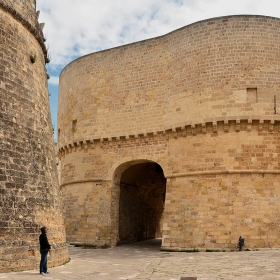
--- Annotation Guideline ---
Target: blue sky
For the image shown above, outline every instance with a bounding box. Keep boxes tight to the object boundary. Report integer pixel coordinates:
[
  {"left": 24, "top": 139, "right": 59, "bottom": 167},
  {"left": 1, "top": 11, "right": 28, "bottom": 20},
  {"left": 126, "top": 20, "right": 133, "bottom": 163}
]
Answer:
[{"left": 36, "top": 0, "right": 280, "bottom": 141}]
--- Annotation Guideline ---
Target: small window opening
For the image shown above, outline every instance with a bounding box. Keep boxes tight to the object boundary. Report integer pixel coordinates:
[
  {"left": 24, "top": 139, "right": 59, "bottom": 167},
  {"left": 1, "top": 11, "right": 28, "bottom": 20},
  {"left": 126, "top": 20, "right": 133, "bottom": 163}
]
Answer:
[
  {"left": 72, "top": 120, "right": 77, "bottom": 133},
  {"left": 247, "top": 88, "right": 257, "bottom": 103}
]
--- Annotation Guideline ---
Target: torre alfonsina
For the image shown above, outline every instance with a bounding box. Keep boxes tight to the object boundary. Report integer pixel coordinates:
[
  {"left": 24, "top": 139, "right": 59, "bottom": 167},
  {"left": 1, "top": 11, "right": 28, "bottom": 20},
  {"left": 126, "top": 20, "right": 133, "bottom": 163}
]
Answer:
[
  {"left": 58, "top": 15, "right": 280, "bottom": 251},
  {"left": 0, "top": 0, "right": 69, "bottom": 272}
]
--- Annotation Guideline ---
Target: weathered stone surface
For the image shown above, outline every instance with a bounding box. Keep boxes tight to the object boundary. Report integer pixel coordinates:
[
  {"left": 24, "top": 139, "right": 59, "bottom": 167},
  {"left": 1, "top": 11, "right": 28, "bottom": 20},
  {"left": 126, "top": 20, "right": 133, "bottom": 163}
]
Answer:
[
  {"left": 0, "top": 0, "right": 69, "bottom": 272},
  {"left": 58, "top": 15, "right": 280, "bottom": 250}
]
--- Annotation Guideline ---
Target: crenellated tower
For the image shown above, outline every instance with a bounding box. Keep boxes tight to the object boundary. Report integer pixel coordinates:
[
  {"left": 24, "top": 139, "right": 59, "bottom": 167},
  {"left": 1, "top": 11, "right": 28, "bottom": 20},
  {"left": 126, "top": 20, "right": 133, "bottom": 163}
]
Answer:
[{"left": 0, "top": 0, "right": 69, "bottom": 272}]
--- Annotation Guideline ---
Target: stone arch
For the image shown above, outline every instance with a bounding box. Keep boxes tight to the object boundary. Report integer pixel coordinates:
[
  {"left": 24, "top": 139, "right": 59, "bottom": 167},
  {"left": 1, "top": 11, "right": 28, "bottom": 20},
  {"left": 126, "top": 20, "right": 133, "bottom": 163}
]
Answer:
[
  {"left": 109, "top": 157, "right": 168, "bottom": 182},
  {"left": 112, "top": 159, "right": 167, "bottom": 244}
]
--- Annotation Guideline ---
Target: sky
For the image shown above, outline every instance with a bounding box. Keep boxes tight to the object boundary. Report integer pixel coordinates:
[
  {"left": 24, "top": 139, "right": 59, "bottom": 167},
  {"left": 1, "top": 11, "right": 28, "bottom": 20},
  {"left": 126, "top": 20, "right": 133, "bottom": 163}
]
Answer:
[{"left": 36, "top": 0, "right": 280, "bottom": 141}]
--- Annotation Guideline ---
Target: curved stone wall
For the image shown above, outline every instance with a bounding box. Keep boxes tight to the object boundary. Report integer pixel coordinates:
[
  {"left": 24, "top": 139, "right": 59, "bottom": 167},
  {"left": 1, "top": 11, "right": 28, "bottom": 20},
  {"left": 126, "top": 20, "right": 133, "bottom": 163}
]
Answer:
[
  {"left": 0, "top": 0, "right": 37, "bottom": 27},
  {"left": 0, "top": 1, "right": 69, "bottom": 272},
  {"left": 59, "top": 15, "right": 280, "bottom": 147},
  {"left": 58, "top": 15, "right": 280, "bottom": 250}
]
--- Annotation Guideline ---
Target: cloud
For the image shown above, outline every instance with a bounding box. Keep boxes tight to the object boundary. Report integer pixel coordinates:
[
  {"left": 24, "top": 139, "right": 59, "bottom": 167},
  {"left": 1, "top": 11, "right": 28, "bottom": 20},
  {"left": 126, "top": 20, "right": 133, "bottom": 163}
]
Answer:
[
  {"left": 36, "top": 0, "right": 280, "bottom": 138},
  {"left": 37, "top": 0, "right": 280, "bottom": 75},
  {"left": 36, "top": 0, "right": 212, "bottom": 70},
  {"left": 48, "top": 76, "right": 59, "bottom": 86},
  {"left": 36, "top": 0, "right": 280, "bottom": 75},
  {"left": 36, "top": 0, "right": 280, "bottom": 81}
]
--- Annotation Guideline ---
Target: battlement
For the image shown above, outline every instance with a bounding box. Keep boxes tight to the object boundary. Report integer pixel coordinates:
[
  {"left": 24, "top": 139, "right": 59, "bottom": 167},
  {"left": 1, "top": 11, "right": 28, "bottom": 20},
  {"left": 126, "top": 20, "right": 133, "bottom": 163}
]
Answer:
[{"left": 58, "top": 116, "right": 280, "bottom": 156}]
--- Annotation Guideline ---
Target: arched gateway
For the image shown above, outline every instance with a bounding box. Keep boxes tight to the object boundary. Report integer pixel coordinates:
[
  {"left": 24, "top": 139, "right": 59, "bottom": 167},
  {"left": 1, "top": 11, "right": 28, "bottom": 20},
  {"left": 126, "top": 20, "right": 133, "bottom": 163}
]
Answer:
[
  {"left": 116, "top": 160, "right": 166, "bottom": 243},
  {"left": 59, "top": 15, "right": 280, "bottom": 250}
]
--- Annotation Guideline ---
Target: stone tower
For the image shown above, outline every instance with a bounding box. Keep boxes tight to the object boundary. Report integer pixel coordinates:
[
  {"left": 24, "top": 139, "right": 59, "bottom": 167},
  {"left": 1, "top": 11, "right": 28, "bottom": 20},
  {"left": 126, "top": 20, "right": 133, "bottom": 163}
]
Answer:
[
  {"left": 58, "top": 15, "right": 280, "bottom": 251},
  {"left": 0, "top": 0, "right": 69, "bottom": 272}
]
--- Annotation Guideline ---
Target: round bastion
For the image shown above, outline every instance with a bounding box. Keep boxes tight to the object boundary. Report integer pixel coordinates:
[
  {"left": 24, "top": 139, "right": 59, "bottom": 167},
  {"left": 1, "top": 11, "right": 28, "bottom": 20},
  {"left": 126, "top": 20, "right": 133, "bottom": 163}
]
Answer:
[
  {"left": 58, "top": 15, "right": 280, "bottom": 251},
  {"left": 0, "top": 0, "right": 69, "bottom": 272}
]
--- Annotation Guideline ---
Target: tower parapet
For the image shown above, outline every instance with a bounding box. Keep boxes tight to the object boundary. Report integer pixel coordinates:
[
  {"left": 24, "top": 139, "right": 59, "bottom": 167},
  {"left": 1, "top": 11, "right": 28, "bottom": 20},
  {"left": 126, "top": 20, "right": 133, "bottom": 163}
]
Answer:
[{"left": 0, "top": 0, "right": 47, "bottom": 59}]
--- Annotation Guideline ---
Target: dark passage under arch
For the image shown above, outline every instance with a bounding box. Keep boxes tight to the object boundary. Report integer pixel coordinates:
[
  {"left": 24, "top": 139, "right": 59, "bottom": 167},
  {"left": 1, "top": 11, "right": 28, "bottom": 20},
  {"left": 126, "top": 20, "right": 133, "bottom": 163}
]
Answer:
[{"left": 118, "top": 162, "right": 166, "bottom": 244}]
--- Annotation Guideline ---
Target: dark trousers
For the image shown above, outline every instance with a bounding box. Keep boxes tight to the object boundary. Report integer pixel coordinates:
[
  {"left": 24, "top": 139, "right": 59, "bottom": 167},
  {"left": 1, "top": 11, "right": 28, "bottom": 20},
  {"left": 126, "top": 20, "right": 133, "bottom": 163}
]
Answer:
[{"left": 40, "top": 249, "right": 48, "bottom": 273}]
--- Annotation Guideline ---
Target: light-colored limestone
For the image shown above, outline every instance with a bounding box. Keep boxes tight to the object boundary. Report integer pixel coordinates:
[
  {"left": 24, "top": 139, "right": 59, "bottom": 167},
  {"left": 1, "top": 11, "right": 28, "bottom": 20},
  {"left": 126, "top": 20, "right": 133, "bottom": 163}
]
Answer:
[
  {"left": 0, "top": 0, "right": 69, "bottom": 272},
  {"left": 58, "top": 15, "right": 280, "bottom": 250}
]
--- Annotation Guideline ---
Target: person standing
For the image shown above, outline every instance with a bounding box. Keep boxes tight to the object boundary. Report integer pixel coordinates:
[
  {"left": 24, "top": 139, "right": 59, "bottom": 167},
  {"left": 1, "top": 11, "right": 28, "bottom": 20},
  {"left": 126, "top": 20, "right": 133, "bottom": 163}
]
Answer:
[
  {"left": 238, "top": 236, "right": 245, "bottom": 251},
  {"left": 39, "top": 227, "right": 52, "bottom": 275}
]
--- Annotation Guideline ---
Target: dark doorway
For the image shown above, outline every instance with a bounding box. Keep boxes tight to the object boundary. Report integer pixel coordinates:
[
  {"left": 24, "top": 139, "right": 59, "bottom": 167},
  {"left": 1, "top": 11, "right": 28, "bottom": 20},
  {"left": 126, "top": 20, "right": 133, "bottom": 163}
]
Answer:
[{"left": 118, "top": 162, "right": 166, "bottom": 244}]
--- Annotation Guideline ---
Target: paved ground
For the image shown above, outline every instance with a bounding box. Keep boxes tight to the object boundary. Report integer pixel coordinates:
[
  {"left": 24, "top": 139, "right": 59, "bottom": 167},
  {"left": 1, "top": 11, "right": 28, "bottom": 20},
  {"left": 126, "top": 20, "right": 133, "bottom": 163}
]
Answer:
[{"left": 1, "top": 239, "right": 280, "bottom": 280}]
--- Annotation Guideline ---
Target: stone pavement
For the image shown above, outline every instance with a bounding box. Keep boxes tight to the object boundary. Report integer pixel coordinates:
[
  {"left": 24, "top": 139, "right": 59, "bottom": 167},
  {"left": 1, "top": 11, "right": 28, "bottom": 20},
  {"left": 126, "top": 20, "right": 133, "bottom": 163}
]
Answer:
[{"left": 1, "top": 239, "right": 280, "bottom": 280}]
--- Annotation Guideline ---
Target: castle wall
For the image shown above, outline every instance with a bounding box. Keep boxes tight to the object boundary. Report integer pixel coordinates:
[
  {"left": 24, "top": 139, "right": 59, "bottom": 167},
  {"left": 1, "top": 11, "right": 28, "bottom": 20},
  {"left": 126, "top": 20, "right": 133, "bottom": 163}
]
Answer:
[
  {"left": 60, "top": 137, "right": 168, "bottom": 246},
  {"left": 59, "top": 15, "right": 280, "bottom": 147},
  {"left": 1, "top": 0, "right": 36, "bottom": 25},
  {"left": 0, "top": 1, "right": 68, "bottom": 272},
  {"left": 58, "top": 15, "right": 280, "bottom": 250},
  {"left": 163, "top": 122, "right": 280, "bottom": 250}
]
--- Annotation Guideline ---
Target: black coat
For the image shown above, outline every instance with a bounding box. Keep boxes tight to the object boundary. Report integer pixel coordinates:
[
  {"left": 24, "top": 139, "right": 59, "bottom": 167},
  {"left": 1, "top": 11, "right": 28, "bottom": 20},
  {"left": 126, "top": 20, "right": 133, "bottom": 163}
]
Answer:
[{"left": 39, "top": 233, "right": 51, "bottom": 250}]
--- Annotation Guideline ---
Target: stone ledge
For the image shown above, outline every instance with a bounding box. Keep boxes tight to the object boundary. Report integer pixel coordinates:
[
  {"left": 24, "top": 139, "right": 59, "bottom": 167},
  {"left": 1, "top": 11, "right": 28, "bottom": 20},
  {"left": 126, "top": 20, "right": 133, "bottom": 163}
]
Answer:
[
  {"left": 165, "top": 170, "right": 280, "bottom": 178},
  {"left": 60, "top": 178, "right": 109, "bottom": 188},
  {"left": 60, "top": 170, "right": 280, "bottom": 188}
]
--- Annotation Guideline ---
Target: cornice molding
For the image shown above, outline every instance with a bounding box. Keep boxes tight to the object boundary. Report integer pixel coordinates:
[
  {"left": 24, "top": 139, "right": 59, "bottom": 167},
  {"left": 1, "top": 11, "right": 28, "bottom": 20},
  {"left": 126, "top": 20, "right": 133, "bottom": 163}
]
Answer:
[
  {"left": 0, "top": 1, "right": 48, "bottom": 60},
  {"left": 58, "top": 116, "right": 280, "bottom": 157},
  {"left": 165, "top": 170, "right": 280, "bottom": 179},
  {"left": 60, "top": 178, "right": 109, "bottom": 188},
  {"left": 60, "top": 169, "right": 280, "bottom": 188}
]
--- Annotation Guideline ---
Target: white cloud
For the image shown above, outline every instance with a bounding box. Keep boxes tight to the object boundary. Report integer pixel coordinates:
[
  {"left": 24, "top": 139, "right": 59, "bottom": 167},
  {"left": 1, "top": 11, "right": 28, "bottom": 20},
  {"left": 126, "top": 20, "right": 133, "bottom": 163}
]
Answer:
[
  {"left": 37, "top": 0, "right": 280, "bottom": 73},
  {"left": 35, "top": 0, "right": 280, "bottom": 136},
  {"left": 48, "top": 76, "right": 59, "bottom": 86}
]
